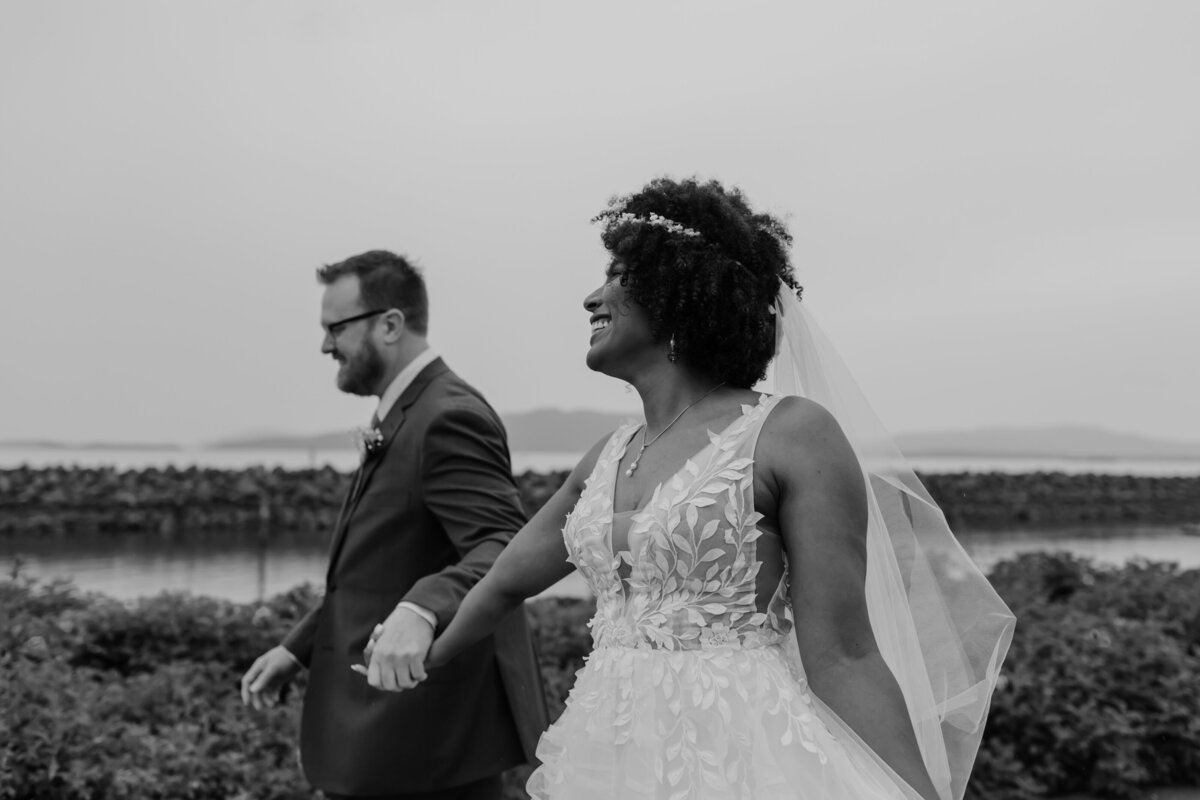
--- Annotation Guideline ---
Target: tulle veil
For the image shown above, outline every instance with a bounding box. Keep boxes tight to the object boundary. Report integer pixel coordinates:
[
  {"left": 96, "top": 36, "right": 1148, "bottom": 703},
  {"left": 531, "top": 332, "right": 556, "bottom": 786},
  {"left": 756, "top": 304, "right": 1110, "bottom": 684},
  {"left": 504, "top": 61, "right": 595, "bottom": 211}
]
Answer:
[{"left": 764, "top": 287, "right": 1016, "bottom": 800}]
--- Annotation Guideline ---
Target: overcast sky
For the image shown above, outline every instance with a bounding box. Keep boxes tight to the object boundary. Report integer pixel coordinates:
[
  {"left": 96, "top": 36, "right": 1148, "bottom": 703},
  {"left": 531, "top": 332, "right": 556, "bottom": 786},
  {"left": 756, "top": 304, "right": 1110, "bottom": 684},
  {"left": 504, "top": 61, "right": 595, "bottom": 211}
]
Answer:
[{"left": 2, "top": 1, "right": 1197, "bottom": 445}]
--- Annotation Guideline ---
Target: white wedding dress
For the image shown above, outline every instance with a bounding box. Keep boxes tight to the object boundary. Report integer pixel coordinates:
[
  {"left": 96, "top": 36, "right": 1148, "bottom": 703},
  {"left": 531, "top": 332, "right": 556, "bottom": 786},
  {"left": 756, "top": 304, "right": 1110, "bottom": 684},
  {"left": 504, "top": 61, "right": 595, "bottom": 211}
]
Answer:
[{"left": 527, "top": 395, "right": 919, "bottom": 800}]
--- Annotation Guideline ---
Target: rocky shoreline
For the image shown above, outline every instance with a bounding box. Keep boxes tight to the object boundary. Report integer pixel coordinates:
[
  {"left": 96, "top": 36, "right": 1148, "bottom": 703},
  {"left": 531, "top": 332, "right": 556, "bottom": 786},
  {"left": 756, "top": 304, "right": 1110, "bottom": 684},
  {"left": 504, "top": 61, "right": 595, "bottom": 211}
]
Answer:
[{"left": 0, "top": 465, "right": 1197, "bottom": 537}]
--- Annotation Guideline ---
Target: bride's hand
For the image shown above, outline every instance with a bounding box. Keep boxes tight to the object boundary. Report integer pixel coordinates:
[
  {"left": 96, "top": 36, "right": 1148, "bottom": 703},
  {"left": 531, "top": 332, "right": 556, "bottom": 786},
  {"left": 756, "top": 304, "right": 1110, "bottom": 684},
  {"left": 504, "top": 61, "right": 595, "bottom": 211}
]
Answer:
[
  {"left": 350, "top": 624, "right": 382, "bottom": 677},
  {"left": 361, "top": 623, "right": 383, "bottom": 662}
]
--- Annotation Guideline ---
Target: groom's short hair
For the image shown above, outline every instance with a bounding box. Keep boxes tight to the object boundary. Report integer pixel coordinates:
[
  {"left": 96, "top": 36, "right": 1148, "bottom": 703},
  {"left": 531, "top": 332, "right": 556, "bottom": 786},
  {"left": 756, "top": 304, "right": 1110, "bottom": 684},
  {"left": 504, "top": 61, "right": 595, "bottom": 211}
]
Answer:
[{"left": 317, "top": 250, "right": 429, "bottom": 335}]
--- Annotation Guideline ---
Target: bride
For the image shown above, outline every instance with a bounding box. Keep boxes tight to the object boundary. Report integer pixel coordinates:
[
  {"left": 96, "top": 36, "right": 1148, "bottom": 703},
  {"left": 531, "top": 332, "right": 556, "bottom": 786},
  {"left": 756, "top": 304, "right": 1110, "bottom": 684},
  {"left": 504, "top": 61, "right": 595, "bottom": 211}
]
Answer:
[{"left": 367, "top": 177, "right": 1014, "bottom": 800}]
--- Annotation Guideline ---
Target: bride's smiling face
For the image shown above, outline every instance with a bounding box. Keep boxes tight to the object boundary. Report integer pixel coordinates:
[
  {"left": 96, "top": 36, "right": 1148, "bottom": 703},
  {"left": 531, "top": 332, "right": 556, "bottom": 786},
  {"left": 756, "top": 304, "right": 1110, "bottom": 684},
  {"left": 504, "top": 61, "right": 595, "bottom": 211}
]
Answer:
[{"left": 582, "top": 260, "right": 657, "bottom": 377}]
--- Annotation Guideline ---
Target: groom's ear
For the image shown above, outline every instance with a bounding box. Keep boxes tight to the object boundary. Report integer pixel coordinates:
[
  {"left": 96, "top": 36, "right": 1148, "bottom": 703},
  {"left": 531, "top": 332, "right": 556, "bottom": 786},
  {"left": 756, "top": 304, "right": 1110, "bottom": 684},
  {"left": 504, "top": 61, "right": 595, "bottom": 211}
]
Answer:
[{"left": 380, "top": 309, "right": 408, "bottom": 342}]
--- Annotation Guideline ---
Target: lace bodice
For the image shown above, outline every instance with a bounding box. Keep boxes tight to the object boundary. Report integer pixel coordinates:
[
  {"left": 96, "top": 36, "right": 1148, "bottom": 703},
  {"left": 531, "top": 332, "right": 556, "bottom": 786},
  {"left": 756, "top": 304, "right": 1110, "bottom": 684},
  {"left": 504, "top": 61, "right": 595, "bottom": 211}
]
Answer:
[{"left": 563, "top": 394, "right": 793, "bottom": 652}]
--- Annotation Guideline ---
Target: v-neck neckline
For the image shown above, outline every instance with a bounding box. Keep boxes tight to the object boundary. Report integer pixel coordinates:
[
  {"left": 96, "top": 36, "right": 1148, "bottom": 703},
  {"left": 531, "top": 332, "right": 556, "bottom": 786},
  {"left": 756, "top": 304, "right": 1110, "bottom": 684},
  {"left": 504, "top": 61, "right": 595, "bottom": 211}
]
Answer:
[{"left": 608, "top": 393, "right": 769, "bottom": 521}]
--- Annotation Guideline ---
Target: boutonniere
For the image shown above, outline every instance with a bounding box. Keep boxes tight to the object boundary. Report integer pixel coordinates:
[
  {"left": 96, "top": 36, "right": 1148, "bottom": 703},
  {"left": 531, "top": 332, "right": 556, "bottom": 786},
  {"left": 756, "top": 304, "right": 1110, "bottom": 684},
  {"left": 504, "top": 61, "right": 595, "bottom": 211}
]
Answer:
[{"left": 353, "top": 426, "right": 386, "bottom": 463}]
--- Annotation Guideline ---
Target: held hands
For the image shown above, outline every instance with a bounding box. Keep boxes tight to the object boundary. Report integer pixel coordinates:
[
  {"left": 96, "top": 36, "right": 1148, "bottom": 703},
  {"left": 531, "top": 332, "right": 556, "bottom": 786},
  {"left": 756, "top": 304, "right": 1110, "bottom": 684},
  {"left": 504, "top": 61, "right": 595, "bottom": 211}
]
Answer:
[
  {"left": 240, "top": 646, "right": 301, "bottom": 710},
  {"left": 351, "top": 605, "right": 434, "bottom": 691}
]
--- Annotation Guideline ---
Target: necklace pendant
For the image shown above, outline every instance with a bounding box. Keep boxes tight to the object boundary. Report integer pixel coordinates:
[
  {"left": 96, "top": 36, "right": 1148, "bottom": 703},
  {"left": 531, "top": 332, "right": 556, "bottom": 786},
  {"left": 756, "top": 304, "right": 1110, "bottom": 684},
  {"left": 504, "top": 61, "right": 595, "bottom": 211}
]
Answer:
[{"left": 626, "top": 457, "right": 640, "bottom": 477}]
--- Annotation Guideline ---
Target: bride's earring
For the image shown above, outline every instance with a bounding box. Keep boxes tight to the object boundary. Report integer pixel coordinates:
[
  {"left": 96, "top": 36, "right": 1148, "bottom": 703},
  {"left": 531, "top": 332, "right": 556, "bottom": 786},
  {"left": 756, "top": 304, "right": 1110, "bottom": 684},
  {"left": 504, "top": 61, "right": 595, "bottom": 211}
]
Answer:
[{"left": 667, "top": 335, "right": 678, "bottom": 362}]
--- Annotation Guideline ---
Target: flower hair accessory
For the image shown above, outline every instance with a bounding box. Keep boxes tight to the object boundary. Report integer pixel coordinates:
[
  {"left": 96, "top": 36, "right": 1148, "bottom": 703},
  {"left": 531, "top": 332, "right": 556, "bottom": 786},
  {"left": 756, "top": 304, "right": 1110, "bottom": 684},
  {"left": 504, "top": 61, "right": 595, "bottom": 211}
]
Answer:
[
  {"left": 353, "top": 425, "right": 385, "bottom": 463},
  {"left": 604, "top": 212, "right": 703, "bottom": 239}
]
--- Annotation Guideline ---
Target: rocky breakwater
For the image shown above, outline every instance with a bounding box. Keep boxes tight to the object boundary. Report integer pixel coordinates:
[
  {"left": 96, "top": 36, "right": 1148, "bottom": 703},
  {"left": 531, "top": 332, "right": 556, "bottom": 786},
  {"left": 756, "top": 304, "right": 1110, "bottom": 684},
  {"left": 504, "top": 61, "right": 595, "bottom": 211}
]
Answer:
[
  {"left": 0, "top": 466, "right": 1196, "bottom": 537},
  {"left": 0, "top": 465, "right": 574, "bottom": 537},
  {"left": 922, "top": 471, "right": 1200, "bottom": 527},
  {"left": 0, "top": 465, "right": 347, "bottom": 536}
]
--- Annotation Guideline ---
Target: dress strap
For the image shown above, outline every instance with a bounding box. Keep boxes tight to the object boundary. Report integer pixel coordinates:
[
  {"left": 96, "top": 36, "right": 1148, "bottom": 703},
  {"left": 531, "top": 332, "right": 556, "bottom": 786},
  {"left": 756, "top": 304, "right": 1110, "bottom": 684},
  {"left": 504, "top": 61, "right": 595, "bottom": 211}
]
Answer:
[
  {"left": 580, "top": 421, "right": 641, "bottom": 497},
  {"left": 735, "top": 393, "right": 786, "bottom": 459}
]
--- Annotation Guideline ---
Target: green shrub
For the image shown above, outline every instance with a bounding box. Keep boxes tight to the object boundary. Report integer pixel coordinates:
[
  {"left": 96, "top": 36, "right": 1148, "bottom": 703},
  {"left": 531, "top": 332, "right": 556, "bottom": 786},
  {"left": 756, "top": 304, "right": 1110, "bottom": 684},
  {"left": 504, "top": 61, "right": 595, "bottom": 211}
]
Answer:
[
  {"left": 974, "top": 553, "right": 1200, "bottom": 799},
  {"left": 0, "top": 576, "right": 315, "bottom": 799},
  {"left": 3, "top": 554, "right": 1199, "bottom": 799},
  {"left": 525, "top": 597, "right": 595, "bottom": 719}
]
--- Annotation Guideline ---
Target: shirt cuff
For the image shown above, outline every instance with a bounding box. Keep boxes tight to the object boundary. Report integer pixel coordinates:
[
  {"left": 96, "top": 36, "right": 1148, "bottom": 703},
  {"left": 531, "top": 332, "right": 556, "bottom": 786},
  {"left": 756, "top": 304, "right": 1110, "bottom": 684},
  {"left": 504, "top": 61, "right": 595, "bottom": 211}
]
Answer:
[
  {"left": 396, "top": 601, "right": 438, "bottom": 631},
  {"left": 280, "top": 646, "right": 304, "bottom": 669}
]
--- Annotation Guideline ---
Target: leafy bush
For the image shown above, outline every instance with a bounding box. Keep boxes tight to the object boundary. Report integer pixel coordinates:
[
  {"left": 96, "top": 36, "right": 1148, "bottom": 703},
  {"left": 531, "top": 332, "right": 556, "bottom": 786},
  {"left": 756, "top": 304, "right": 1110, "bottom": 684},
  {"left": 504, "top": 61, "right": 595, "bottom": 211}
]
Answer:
[
  {"left": 974, "top": 554, "right": 1200, "bottom": 799},
  {"left": 525, "top": 597, "right": 595, "bottom": 719},
  {"left": 3, "top": 555, "right": 1199, "bottom": 799},
  {"left": 0, "top": 575, "right": 316, "bottom": 800}
]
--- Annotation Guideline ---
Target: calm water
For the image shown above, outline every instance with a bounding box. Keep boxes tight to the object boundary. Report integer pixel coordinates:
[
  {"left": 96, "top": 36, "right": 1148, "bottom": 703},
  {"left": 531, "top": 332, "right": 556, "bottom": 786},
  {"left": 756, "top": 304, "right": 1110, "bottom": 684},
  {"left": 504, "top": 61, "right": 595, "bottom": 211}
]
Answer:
[{"left": 2, "top": 523, "right": 1197, "bottom": 603}]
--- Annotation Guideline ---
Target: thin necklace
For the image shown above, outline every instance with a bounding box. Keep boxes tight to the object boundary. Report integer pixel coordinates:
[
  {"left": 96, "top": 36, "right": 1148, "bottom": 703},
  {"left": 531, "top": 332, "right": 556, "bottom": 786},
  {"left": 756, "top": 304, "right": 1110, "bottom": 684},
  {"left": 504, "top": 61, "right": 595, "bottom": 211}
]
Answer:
[{"left": 626, "top": 382, "right": 726, "bottom": 477}]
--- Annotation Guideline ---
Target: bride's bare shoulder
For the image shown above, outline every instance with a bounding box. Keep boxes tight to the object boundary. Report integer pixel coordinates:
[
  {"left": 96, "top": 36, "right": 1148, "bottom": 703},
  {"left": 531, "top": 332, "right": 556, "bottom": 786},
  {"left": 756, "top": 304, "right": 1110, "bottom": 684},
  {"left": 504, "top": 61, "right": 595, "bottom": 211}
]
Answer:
[
  {"left": 757, "top": 395, "right": 859, "bottom": 478},
  {"left": 761, "top": 394, "right": 839, "bottom": 438}
]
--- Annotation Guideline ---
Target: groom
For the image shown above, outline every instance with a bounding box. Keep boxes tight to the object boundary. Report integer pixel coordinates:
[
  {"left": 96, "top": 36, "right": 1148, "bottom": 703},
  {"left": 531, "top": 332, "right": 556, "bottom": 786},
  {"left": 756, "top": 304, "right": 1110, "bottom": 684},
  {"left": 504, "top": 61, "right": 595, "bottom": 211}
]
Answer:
[{"left": 241, "top": 250, "right": 548, "bottom": 800}]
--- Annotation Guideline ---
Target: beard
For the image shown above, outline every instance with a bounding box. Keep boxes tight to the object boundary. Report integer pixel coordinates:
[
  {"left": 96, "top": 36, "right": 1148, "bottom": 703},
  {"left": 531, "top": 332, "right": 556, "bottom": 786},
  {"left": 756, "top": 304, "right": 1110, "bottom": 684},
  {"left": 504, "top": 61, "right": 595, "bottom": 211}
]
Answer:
[{"left": 336, "top": 339, "right": 386, "bottom": 396}]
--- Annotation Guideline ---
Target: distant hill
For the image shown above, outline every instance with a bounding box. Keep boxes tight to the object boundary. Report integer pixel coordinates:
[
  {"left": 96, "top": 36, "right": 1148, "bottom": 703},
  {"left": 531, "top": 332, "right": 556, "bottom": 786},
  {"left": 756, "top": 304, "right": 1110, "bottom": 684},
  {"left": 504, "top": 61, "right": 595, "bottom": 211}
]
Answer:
[
  {"left": 17, "top": 418, "right": 1198, "bottom": 461},
  {"left": 895, "top": 426, "right": 1200, "bottom": 460},
  {"left": 207, "top": 430, "right": 354, "bottom": 451}
]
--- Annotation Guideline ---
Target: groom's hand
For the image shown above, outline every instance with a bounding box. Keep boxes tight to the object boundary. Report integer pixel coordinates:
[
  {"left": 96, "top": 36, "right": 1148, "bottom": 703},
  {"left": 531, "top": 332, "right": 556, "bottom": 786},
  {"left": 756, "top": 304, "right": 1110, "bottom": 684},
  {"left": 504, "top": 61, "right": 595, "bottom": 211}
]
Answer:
[
  {"left": 364, "top": 606, "right": 434, "bottom": 691},
  {"left": 240, "top": 646, "right": 301, "bottom": 710}
]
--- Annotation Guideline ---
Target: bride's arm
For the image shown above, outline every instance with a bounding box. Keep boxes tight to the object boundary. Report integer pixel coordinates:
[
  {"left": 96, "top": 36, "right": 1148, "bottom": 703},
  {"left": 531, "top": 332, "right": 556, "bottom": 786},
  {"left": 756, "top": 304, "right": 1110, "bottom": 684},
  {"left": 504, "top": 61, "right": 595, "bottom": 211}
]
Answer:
[
  {"left": 423, "top": 436, "right": 606, "bottom": 669},
  {"left": 764, "top": 397, "right": 942, "bottom": 800}
]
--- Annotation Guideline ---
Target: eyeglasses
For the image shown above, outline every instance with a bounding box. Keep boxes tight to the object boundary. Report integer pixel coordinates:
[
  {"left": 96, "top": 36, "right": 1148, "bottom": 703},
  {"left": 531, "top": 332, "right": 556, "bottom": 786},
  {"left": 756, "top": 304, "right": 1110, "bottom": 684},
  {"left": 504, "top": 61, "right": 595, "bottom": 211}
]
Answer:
[{"left": 322, "top": 308, "right": 389, "bottom": 339}]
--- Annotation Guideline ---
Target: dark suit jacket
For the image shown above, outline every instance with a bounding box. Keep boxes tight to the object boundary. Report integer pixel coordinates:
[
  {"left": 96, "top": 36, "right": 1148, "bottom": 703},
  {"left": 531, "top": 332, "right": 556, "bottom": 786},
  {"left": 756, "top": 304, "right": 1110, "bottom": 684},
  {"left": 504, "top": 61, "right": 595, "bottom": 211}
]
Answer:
[{"left": 282, "top": 358, "right": 549, "bottom": 796}]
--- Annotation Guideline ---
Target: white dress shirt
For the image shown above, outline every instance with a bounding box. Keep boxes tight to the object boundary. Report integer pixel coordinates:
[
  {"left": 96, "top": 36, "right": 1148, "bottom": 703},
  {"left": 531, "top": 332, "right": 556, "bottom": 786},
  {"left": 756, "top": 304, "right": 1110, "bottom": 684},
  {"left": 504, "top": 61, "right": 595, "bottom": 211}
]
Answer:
[{"left": 374, "top": 346, "right": 440, "bottom": 424}]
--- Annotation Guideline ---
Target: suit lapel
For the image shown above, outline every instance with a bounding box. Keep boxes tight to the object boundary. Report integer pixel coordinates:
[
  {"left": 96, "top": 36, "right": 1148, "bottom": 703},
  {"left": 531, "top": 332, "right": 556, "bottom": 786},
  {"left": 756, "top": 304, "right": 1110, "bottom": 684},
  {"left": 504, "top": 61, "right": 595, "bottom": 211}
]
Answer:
[
  {"left": 324, "top": 358, "right": 449, "bottom": 580},
  {"left": 323, "top": 467, "right": 362, "bottom": 576}
]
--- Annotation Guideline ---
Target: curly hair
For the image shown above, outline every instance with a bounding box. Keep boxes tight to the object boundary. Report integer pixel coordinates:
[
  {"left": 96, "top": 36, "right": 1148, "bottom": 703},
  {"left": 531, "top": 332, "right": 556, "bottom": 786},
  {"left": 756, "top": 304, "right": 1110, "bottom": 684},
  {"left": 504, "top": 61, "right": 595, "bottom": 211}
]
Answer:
[
  {"left": 592, "top": 177, "right": 800, "bottom": 388},
  {"left": 316, "top": 250, "right": 429, "bottom": 335}
]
